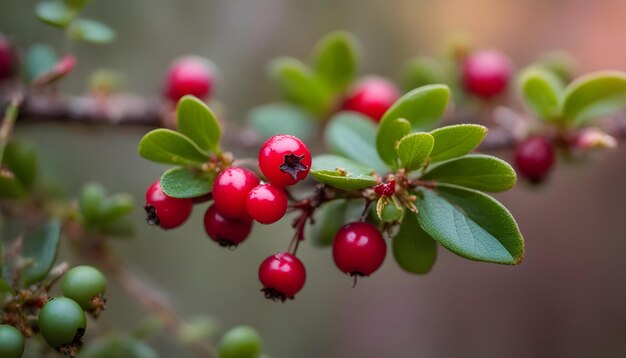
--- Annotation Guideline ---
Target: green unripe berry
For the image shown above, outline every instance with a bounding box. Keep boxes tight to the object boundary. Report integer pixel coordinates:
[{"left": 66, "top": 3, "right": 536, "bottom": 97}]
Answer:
[
  {"left": 0, "top": 325, "right": 25, "bottom": 358},
  {"left": 61, "top": 265, "right": 106, "bottom": 309},
  {"left": 381, "top": 203, "right": 403, "bottom": 223},
  {"left": 218, "top": 326, "right": 262, "bottom": 358},
  {"left": 38, "top": 297, "right": 87, "bottom": 348}
]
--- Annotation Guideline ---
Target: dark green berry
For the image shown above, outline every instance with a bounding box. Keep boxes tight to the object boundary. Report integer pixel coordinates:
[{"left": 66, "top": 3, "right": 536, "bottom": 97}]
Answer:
[
  {"left": 0, "top": 325, "right": 25, "bottom": 358},
  {"left": 218, "top": 326, "right": 262, "bottom": 358},
  {"left": 61, "top": 265, "right": 106, "bottom": 310},
  {"left": 38, "top": 297, "right": 87, "bottom": 348}
]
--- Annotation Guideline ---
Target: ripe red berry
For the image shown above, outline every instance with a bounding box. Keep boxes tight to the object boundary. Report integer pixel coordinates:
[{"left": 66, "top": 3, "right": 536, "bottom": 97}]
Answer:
[
  {"left": 342, "top": 77, "right": 400, "bottom": 122},
  {"left": 333, "top": 222, "right": 387, "bottom": 277},
  {"left": 0, "top": 35, "right": 15, "bottom": 80},
  {"left": 515, "top": 136, "right": 555, "bottom": 183},
  {"left": 213, "top": 167, "right": 260, "bottom": 220},
  {"left": 246, "top": 184, "right": 288, "bottom": 224},
  {"left": 462, "top": 50, "right": 513, "bottom": 98},
  {"left": 144, "top": 180, "right": 193, "bottom": 229},
  {"left": 203, "top": 205, "right": 253, "bottom": 248},
  {"left": 258, "top": 135, "right": 311, "bottom": 187},
  {"left": 259, "top": 252, "right": 306, "bottom": 301},
  {"left": 164, "top": 56, "right": 215, "bottom": 102},
  {"left": 373, "top": 179, "right": 396, "bottom": 197}
]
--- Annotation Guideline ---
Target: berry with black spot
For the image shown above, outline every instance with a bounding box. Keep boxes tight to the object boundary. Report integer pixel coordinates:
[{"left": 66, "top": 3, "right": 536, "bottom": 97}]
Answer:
[
  {"left": 462, "top": 50, "right": 513, "bottom": 98},
  {"left": 164, "top": 56, "right": 215, "bottom": 102},
  {"left": 342, "top": 76, "right": 400, "bottom": 122},
  {"left": 213, "top": 167, "right": 260, "bottom": 220},
  {"left": 333, "top": 222, "right": 387, "bottom": 277},
  {"left": 259, "top": 252, "right": 306, "bottom": 302},
  {"left": 204, "top": 204, "right": 253, "bottom": 248},
  {"left": 246, "top": 183, "right": 288, "bottom": 224},
  {"left": 258, "top": 135, "right": 311, "bottom": 187},
  {"left": 515, "top": 136, "right": 555, "bottom": 183},
  {"left": 38, "top": 297, "right": 87, "bottom": 350},
  {"left": 144, "top": 180, "right": 193, "bottom": 229}
]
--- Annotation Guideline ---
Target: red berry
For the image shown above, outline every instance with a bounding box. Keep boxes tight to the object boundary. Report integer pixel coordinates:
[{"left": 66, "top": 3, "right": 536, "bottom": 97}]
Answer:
[
  {"left": 259, "top": 252, "right": 306, "bottom": 301},
  {"left": 258, "top": 135, "right": 311, "bottom": 187},
  {"left": 164, "top": 56, "right": 215, "bottom": 102},
  {"left": 246, "top": 184, "right": 288, "bottom": 224},
  {"left": 213, "top": 167, "right": 260, "bottom": 220},
  {"left": 0, "top": 35, "right": 15, "bottom": 80},
  {"left": 144, "top": 180, "right": 193, "bottom": 229},
  {"left": 333, "top": 222, "right": 386, "bottom": 277},
  {"left": 515, "top": 136, "right": 555, "bottom": 183},
  {"left": 342, "top": 77, "right": 400, "bottom": 122},
  {"left": 373, "top": 179, "right": 396, "bottom": 196},
  {"left": 203, "top": 205, "right": 253, "bottom": 248},
  {"left": 462, "top": 50, "right": 513, "bottom": 98}
]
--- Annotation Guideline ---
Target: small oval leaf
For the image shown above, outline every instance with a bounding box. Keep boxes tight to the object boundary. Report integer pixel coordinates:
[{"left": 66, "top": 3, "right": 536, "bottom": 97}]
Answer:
[
  {"left": 379, "top": 84, "right": 450, "bottom": 131},
  {"left": 561, "top": 71, "right": 626, "bottom": 124},
  {"left": 429, "top": 124, "right": 487, "bottom": 163},
  {"left": 138, "top": 129, "right": 209, "bottom": 166},
  {"left": 35, "top": 1, "right": 75, "bottom": 28},
  {"left": 310, "top": 154, "right": 377, "bottom": 190},
  {"left": 247, "top": 103, "right": 316, "bottom": 141},
  {"left": 69, "top": 19, "right": 116, "bottom": 44},
  {"left": 518, "top": 66, "right": 564, "bottom": 121},
  {"left": 393, "top": 213, "right": 437, "bottom": 274},
  {"left": 396, "top": 132, "right": 434, "bottom": 171},
  {"left": 21, "top": 219, "right": 62, "bottom": 285},
  {"left": 376, "top": 117, "right": 411, "bottom": 168},
  {"left": 309, "top": 199, "right": 348, "bottom": 247},
  {"left": 422, "top": 154, "right": 517, "bottom": 192},
  {"left": 160, "top": 167, "right": 215, "bottom": 198},
  {"left": 314, "top": 31, "right": 359, "bottom": 93},
  {"left": 177, "top": 95, "right": 221, "bottom": 153}
]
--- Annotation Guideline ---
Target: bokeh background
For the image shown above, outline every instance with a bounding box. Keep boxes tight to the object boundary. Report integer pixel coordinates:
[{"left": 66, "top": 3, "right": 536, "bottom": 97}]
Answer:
[{"left": 2, "top": 0, "right": 626, "bottom": 357}]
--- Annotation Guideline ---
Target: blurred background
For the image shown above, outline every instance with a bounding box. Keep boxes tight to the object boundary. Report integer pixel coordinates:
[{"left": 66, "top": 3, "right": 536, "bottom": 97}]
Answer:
[{"left": 2, "top": 0, "right": 626, "bottom": 357}]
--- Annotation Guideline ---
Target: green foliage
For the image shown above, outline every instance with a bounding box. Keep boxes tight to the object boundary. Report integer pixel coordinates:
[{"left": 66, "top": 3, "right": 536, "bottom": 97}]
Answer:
[
  {"left": 25, "top": 44, "right": 58, "bottom": 81},
  {"left": 177, "top": 95, "right": 221, "bottom": 153},
  {"left": 393, "top": 214, "right": 437, "bottom": 274},
  {"left": 375, "top": 117, "right": 411, "bottom": 168},
  {"left": 314, "top": 31, "right": 359, "bottom": 93},
  {"left": 160, "top": 167, "right": 214, "bottom": 198},
  {"left": 35, "top": 1, "right": 76, "bottom": 28},
  {"left": 310, "top": 155, "right": 377, "bottom": 190},
  {"left": 402, "top": 56, "right": 448, "bottom": 91},
  {"left": 69, "top": 19, "right": 116, "bottom": 44},
  {"left": 0, "top": 141, "right": 38, "bottom": 199},
  {"left": 80, "top": 335, "right": 157, "bottom": 358},
  {"left": 309, "top": 199, "right": 348, "bottom": 247},
  {"left": 218, "top": 326, "right": 262, "bottom": 358},
  {"left": 138, "top": 129, "right": 210, "bottom": 166},
  {"left": 79, "top": 183, "right": 135, "bottom": 237},
  {"left": 422, "top": 154, "right": 516, "bottom": 192},
  {"left": 518, "top": 66, "right": 564, "bottom": 121},
  {"left": 396, "top": 132, "right": 434, "bottom": 171},
  {"left": 561, "top": 71, "right": 626, "bottom": 124},
  {"left": 63, "top": 0, "right": 90, "bottom": 10},
  {"left": 429, "top": 124, "right": 487, "bottom": 163},
  {"left": 248, "top": 104, "right": 316, "bottom": 141},
  {"left": 21, "top": 220, "right": 62, "bottom": 285}
]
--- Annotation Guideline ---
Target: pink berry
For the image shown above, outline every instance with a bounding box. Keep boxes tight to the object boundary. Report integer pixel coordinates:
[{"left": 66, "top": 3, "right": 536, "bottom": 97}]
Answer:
[
  {"left": 164, "top": 56, "right": 215, "bottom": 102},
  {"left": 342, "top": 77, "right": 400, "bottom": 122},
  {"left": 462, "top": 50, "right": 513, "bottom": 98}
]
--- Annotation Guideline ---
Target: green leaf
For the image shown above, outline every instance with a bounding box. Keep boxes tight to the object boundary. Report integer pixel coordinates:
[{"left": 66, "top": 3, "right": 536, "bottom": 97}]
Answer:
[
  {"left": 0, "top": 279, "right": 11, "bottom": 294},
  {"left": 396, "top": 133, "right": 434, "bottom": 171},
  {"left": 415, "top": 185, "right": 524, "bottom": 265},
  {"left": 518, "top": 66, "right": 564, "bottom": 120},
  {"left": 309, "top": 199, "right": 348, "bottom": 247},
  {"left": 160, "top": 167, "right": 214, "bottom": 198},
  {"left": 99, "top": 219, "right": 134, "bottom": 238},
  {"left": 561, "top": 71, "right": 626, "bottom": 124},
  {"left": 402, "top": 56, "right": 448, "bottom": 91},
  {"left": 314, "top": 31, "right": 358, "bottom": 93},
  {"left": 379, "top": 84, "right": 450, "bottom": 131},
  {"left": 247, "top": 104, "right": 316, "bottom": 141},
  {"left": 269, "top": 57, "right": 332, "bottom": 116},
  {"left": 422, "top": 154, "right": 516, "bottom": 192},
  {"left": 25, "top": 44, "right": 57, "bottom": 81},
  {"left": 80, "top": 335, "right": 158, "bottom": 358},
  {"left": 325, "top": 112, "right": 388, "bottom": 174},
  {"left": 393, "top": 213, "right": 437, "bottom": 274},
  {"left": 0, "top": 176, "right": 26, "bottom": 199},
  {"left": 21, "top": 219, "right": 62, "bottom": 285},
  {"left": 429, "top": 124, "right": 487, "bottom": 163},
  {"left": 79, "top": 183, "right": 106, "bottom": 224},
  {"left": 2, "top": 141, "right": 38, "bottom": 191},
  {"left": 97, "top": 193, "right": 134, "bottom": 226},
  {"left": 310, "top": 154, "right": 377, "bottom": 190},
  {"left": 63, "top": 0, "right": 90, "bottom": 10},
  {"left": 375, "top": 117, "right": 411, "bottom": 168},
  {"left": 35, "top": 1, "right": 75, "bottom": 28},
  {"left": 69, "top": 19, "right": 115, "bottom": 44},
  {"left": 535, "top": 50, "right": 577, "bottom": 82},
  {"left": 138, "top": 129, "right": 209, "bottom": 166},
  {"left": 176, "top": 95, "right": 221, "bottom": 153}
]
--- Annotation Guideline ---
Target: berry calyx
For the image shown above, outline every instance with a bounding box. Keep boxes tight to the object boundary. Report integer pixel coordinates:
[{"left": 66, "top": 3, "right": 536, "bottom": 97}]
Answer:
[
  {"left": 218, "top": 326, "right": 263, "bottom": 358},
  {"left": 38, "top": 297, "right": 87, "bottom": 349},
  {"left": 342, "top": 76, "right": 400, "bottom": 122},
  {"left": 0, "top": 325, "right": 24, "bottom": 358},
  {"left": 333, "top": 222, "right": 387, "bottom": 277},
  {"left": 259, "top": 252, "right": 306, "bottom": 301},
  {"left": 373, "top": 179, "right": 396, "bottom": 196},
  {"left": 462, "top": 50, "right": 513, "bottom": 98},
  {"left": 164, "top": 56, "right": 215, "bottom": 102},
  {"left": 515, "top": 136, "right": 555, "bottom": 183},
  {"left": 213, "top": 167, "right": 260, "bottom": 220},
  {"left": 258, "top": 135, "right": 311, "bottom": 187},
  {"left": 0, "top": 35, "right": 15, "bottom": 80},
  {"left": 203, "top": 204, "right": 253, "bottom": 248},
  {"left": 246, "top": 184, "right": 288, "bottom": 224},
  {"left": 144, "top": 180, "right": 193, "bottom": 229},
  {"left": 61, "top": 265, "right": 107, "bottom": 312}
]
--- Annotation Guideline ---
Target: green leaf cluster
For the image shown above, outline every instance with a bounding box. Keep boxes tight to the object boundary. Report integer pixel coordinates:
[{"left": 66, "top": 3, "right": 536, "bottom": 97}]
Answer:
[
  {"left": 79, "top": 183, "right": 135, "bottom": 238},
  {"left": 138, "top": 95, "right": 221, "bottom": 198},
  {"left": 35, "top": 0, "right": 115, "bottom": 44}
]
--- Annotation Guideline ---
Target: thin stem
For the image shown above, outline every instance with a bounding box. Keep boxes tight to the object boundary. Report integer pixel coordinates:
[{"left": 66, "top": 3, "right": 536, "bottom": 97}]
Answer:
[{"left": 0, "top": 94, "right": 23, "bottom": 163}]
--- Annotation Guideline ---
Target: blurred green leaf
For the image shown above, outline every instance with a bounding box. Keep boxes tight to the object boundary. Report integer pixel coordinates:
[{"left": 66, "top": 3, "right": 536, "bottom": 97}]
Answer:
[
  {"left": 248, "top": 104, "right": 316, "bottom": 141},
  {"left": 35, "top": 1, "right": 75, "bottom": 28},
  {"left": 536, "top": 51, "right": 577, "bottom": 82},
  {"left": 80, "top": 335, "right": 157, "bottom": 358},
  {"left": 3, "top": 141, "right": 38, "bottom": 191},
  {"left": 218, "top": 326, "right": 262, "bottom": 358},
  {"left": 310, "top": 154, "right": 377, "bottom": 190},
  {"left": 375, "top": 117, "right": 411, "bottom": 168},
  {"left": 97, "top": 193, "right": 134, "bottom": 225},
  {"left": 415, "top": 185, "right": 524, "bottom": 265},
  {"left": 519, "top": 66, "right": 564, "bottom": 121},
  {"left": 396, "top": 132, "right": 434, "bottom": 171},
  {"left": 561, "top": 71, "right": 626, "bottom": 124},
  {"left": 138, "top": 129, "right": 210, "bottom": 166},
  {"left": 314, "top": 31, "right": 358, "bottom": 93},
  {"left": 309, "top": 199, "right": 348, "bottom": 247},
  {"left": 269, "top": 57, "right": 332, "bottom": 116},
  {"left": 325, "top": 112, "right": 388, "bottom": 173},
  {"left": 429, "top": 124, "right": 486, "bottom": 163},
  {"left": 99, "top": 219, "right": 134, "bottom": 238},
  {"left": 422, "top": 154, "right": 516, "bottom": 192},
  {"left": 25, "top": 44, "right": 57, "bottom": 81},
  {"left": 380, "top": 84, "right": 450, "bottom": 131},
  {"left": 79, "top": 183, "right": 106, "bottom": 225},
  {"left": 63, "top": 0, "right": 90, "bottom": 10},
  {"left": 393, "top": 213, "right": 437, "bottom": 274},
  {"left": 69, "top": 19, "right": 115, "bottom": 44},
  {"left": 402, "top": 57, "right": 448, "bottom": 91},
  {"left": 21, "top": 219, "right": 62, "bottom": 285},
  {"left": 179, "top": 316, "right": 218, "bottom": 344},
  {"left": 0, "top": 176, "right": 26, "bottom": 199},
  {"left": 176, "top": 95, "right": 221, "bottom": 153},
  {"left": 0, "top": 278, "right": 11, "bottom": 294},
  {"left": 160, "top": 167, "right": 214, "bottom": 198}
]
